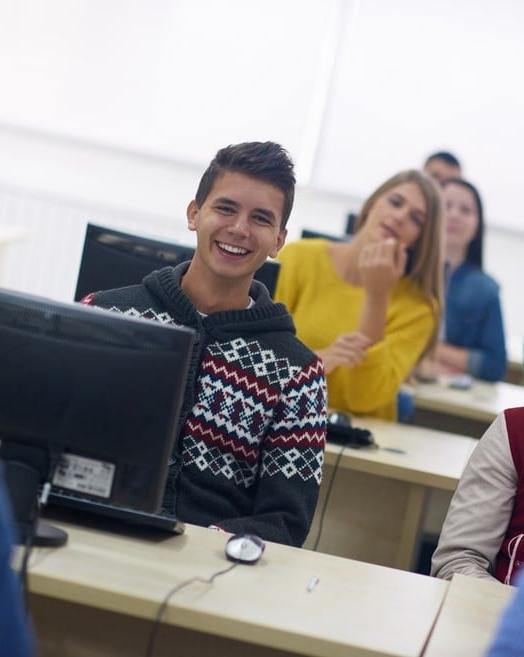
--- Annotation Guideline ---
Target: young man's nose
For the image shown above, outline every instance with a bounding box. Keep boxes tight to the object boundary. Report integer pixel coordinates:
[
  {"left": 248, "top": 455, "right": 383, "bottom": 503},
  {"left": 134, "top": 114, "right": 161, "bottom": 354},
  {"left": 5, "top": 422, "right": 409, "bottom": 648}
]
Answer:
[{"left": 229, "top": 214, "right": 250, "bottom": 236}]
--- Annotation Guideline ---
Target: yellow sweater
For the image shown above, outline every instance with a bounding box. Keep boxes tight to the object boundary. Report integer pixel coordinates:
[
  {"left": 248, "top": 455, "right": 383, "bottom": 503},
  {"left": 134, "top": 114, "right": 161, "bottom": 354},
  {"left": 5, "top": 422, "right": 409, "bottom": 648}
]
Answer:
[{"left": 275, "top": 239, "right": 436, "bottom": 420}]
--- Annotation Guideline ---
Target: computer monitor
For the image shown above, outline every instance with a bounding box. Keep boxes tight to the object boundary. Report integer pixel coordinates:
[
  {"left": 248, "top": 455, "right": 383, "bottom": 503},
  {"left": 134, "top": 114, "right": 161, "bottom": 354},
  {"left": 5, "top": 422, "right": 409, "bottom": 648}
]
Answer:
[
  {"left": 300, "top": 228, "right": 347, "bottom": 242},
  {"left": 345, "top": 212, "right": 359, "bottom": 236},
  {"left": 0, "top": 288, "right": 194, "bottom": 545},
  {"left": 74, "top": 223, "right": 282, "bottom": 301}
]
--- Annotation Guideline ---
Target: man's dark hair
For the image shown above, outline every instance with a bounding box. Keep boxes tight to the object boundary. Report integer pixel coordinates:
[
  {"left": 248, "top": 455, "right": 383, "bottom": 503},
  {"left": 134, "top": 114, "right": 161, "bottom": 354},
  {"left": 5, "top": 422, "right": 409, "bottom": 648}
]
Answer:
[
  {"left": 442, "top": 177, "right": 484, "bottom": 268},
  {"left": 195, "top": 141, "right": 296, "bottom": 228},
  {"left": 424, "top": 151, "right": 461, "bottom": 169}
]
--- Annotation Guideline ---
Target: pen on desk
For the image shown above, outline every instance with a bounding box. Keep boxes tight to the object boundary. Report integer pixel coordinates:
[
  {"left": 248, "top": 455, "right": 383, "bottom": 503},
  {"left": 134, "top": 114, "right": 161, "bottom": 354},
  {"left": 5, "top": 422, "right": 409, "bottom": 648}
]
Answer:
[
  {"left": 306, "top": 576, "right": 320, "bottom": 593},
  {"left": 381, "top": 447, "right": 406, "bottom": 454}
]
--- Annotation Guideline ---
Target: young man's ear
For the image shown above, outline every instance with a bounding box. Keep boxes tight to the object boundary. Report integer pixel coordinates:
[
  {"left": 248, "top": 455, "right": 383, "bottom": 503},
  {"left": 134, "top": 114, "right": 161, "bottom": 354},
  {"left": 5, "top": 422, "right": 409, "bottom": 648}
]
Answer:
[
  {"left": 269, "top": 228, "right": 287, "bottom": 259},
  {"left": 187, "top": 200, "right": 199, "bottom": 232}
]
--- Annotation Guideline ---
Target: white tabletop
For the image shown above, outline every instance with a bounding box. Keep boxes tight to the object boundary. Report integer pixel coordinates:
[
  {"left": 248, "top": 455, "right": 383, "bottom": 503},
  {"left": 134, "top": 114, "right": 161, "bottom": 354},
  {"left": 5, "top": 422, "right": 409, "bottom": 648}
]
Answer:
[
  {"left": 507, "top": 335, "right": 522, "bottom": 369},
  {"left": 424, "top": 574, "right": 514, "bottom": 657},
  {"left": 412, "top": 378, "right": 524, "bottom": 423},
  {"left": 29, "top": 520, "right": 448, "bottom": 657},
  {"left": 325, "top": 416, "right": 477, "bottom": 491},
  {"left": 0, "top": 224, "right": 26, "bottom": 245}
]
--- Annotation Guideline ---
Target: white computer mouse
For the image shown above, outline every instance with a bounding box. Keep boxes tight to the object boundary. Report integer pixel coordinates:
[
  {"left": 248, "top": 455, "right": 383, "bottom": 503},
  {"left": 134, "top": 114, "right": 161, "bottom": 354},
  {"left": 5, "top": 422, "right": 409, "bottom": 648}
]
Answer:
[{"left": 225, "top": 534, "right": 265, "bottom": 564}]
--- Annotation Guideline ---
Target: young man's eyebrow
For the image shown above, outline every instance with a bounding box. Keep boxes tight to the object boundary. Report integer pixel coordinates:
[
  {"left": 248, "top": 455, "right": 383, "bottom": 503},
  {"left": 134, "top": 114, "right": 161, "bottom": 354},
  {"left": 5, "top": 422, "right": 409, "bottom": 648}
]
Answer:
[
  {"left": 213, "top": 196, "right": 239, "bottom": 207},
  {"left": 212, "top": 197, "right": 276, "bottom": 220}
]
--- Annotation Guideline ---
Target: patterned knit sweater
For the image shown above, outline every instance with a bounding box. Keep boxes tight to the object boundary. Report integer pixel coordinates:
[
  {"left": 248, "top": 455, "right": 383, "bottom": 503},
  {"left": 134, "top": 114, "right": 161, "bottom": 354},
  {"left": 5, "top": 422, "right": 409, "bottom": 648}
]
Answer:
[{"left": 82, "top": 263, "right": 327, "bottom": 547}]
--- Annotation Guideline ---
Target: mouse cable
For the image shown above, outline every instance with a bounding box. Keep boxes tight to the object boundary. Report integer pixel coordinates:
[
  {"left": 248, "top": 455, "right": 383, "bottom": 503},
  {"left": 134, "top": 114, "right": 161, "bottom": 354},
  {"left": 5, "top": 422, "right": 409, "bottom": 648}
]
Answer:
[
  {"left": 145, "top": 561, "right": 238, "bottom": 657},
  {"left": 19, "top": 523, "right": 36, "bottom": 611},
  {"left": 312, "top": 443, "right": 346, "bottom": 552}
]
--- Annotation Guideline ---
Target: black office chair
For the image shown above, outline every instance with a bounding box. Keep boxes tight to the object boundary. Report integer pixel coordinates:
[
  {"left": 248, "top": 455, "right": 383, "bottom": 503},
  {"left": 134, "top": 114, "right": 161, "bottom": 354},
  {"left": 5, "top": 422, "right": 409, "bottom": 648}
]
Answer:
[{"left": 74, "top": 223, "right": 281, "bottom": 301}]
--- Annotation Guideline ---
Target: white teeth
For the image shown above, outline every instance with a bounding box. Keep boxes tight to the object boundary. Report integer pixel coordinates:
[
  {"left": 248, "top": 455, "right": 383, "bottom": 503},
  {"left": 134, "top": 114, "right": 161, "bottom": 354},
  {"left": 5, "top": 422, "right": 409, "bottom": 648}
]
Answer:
[{"left": 217, "top": 242, "right": 248, "bottom": 255}]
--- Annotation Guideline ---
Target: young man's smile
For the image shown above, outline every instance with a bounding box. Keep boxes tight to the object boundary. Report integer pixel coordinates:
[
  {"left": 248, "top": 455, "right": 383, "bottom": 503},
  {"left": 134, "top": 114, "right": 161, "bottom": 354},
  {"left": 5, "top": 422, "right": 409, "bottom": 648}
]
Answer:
[{"left": 215, "top": 241, "right": 251, "bottom": 257}]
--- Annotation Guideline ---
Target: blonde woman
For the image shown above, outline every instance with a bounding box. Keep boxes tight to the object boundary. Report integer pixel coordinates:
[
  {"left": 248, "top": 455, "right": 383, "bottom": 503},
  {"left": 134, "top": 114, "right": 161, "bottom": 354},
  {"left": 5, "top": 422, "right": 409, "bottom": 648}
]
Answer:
[{"left": 275, "top": 170, "right": 443, "bottom": 420}]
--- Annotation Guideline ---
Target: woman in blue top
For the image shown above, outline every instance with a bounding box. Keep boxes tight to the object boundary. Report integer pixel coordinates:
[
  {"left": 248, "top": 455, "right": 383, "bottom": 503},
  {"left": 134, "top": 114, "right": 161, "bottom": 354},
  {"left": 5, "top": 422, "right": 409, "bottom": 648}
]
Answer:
[{"left": 431, "top": 178, "right": 506, "bottom": 381}]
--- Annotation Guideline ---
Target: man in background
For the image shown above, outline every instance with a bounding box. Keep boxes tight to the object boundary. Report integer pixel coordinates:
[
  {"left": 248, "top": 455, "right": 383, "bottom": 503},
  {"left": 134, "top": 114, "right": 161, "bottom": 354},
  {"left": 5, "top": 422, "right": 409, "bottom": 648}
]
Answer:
[{"left": 424, "top": 151, "right": 462, "bottom": 185}]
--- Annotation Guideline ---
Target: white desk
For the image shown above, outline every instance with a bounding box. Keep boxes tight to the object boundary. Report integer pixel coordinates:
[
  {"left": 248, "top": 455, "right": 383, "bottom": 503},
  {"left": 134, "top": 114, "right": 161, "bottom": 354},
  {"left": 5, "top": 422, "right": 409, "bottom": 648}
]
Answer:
[
  {"left": 29, "top": 519, "right": 448, "bottom": 657},
  {"left": 424, "top": 574, "right": 514, "bottom": 657},
  {"left": 411, "top": 378, "right": 524, "bottom": 437},
  {"left": 0, "top": 224, "right": 25, "bottom": 246},
  {"left": 304, "top": 418, "right": 477, "bottom": 570},
  {"left": 0, "top": 223, "right": 26, "bottom": 282}
]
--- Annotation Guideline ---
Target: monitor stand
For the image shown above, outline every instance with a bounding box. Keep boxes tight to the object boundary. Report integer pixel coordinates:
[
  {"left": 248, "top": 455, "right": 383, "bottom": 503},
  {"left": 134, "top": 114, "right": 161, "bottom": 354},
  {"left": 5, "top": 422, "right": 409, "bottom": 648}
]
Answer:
[
  {"left": 2, "top": 454, "right": 68, "bottom": 548},
  {"left": 33, "top": 519, "right": 68, "bottom": 548}
]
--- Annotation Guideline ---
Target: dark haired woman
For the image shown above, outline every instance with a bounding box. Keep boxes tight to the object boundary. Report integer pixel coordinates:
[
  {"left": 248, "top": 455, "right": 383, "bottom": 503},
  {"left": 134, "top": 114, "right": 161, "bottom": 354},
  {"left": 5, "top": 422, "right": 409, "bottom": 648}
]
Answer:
[{"left": 432, "top": 179, "right": 506, "bottom": 381}]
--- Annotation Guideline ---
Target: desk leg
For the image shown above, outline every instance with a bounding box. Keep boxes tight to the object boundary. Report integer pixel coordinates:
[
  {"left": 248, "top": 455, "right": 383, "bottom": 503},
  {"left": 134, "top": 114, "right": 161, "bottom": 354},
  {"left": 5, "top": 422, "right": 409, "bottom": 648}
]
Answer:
[{"left": 394, "top": 484, "right": 427, "bottom": 571}]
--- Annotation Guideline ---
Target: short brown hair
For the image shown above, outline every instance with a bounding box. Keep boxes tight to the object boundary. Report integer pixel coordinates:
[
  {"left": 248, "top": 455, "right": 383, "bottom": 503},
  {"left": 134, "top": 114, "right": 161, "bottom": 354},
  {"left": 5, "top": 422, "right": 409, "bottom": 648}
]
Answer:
[{"left": 195, "top": 142, "right": 296, "bottom": 229}]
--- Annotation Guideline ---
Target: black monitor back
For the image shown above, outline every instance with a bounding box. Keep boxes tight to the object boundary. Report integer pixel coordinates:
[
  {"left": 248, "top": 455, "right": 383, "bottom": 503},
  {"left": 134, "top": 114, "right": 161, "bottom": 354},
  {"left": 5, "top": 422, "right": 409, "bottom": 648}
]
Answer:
[
  {"left": 0, "top": 288, "right": 194, "bottom": 514},
  {"left": 75, "top": 224, "right": 281, "bottom": 301},
  {"left": 345, "top": 212, "right": 359, "bottom": 236},
  {"left": 300, "top": 228, "right": 347, "bottom": 242}
]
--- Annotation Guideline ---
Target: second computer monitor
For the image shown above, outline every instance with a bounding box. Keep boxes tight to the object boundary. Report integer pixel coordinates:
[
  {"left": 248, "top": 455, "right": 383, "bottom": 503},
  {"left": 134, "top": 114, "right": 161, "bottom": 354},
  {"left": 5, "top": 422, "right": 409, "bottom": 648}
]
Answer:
[{"left": 75, "top": 224, "right": 281, "bottom": 301}]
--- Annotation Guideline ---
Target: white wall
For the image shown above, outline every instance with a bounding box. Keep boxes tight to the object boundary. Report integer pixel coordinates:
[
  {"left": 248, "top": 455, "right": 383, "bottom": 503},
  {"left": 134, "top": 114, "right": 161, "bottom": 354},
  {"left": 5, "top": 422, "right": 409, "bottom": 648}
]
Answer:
[
  {"left": 0, "top": 126, "right": 521, "bottom": 349},
  {"left": 2, "top": 0, "right": 524, "bottom": 230},
  {"left": 0, "top": 1, "right": 522, "bottom": 346},
  {"left": 313, "top": 0, "right": 524, "bottom": 234}
]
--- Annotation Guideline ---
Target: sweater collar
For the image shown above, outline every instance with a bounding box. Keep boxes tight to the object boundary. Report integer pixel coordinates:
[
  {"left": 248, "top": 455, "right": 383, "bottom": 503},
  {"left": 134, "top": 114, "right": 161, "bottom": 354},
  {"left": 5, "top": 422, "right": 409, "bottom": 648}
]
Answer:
[{"left": 143, "top": 264, "right": 295, "bottom": 337}]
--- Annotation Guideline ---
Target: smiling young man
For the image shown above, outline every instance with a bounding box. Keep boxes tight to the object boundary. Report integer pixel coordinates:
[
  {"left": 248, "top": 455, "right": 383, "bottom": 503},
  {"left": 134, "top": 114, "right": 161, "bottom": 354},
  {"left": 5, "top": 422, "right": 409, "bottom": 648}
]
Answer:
[{"left": 82, "top": 142, "right": 327, "bottom": 546}]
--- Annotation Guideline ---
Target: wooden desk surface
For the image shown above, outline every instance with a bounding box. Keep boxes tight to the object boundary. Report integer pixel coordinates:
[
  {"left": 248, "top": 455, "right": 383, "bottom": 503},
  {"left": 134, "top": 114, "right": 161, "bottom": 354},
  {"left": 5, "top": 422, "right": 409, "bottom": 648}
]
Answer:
[
  {"left": 324, "top": 418, "right": 476, "bottom": 491},
  {"left": 507, "top": 336, "right": 522, "bottom": 371},
  {"left": 29, "top": 520, "right": 448, "bottom": 657},
  {"left": 506, "top": 336, "right": 523, "bottom": 385},
  {"left": 412, "top": 378, "right": 524, "bottom": 423},
  {"left": 424, "top": 574, "right": 514, "bottom": 657}
]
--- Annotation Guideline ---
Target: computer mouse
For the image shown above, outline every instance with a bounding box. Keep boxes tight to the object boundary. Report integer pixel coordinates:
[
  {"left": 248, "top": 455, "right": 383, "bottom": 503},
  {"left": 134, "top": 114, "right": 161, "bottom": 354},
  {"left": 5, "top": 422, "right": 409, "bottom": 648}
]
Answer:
[
  {"left": 327, "top": 410, "right": 375, "bottom": 448},
  {"left": 327, "top": 410, "right": 352, "bottom": 427},
  {"left": 225, "top": 534, "right": 265, "bottom": 564}
]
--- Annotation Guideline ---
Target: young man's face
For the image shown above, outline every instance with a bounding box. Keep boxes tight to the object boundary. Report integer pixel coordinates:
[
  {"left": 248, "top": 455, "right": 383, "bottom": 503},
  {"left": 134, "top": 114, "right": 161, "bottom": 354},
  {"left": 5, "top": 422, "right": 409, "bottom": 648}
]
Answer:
[{"left": 187, "top": 170, "right": 287, "bottom": 285}]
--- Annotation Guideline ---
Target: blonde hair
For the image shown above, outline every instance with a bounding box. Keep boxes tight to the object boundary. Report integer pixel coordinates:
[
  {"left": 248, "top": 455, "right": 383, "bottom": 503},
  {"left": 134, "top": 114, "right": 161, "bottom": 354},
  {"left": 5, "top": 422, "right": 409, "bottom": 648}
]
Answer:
[{"left": 357, "top": 169, "right": 444, "bottom": 347}]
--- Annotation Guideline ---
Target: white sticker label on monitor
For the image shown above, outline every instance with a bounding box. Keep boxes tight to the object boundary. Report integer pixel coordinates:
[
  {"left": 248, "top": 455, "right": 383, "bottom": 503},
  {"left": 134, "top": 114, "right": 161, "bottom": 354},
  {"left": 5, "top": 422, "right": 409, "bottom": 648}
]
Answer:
[{"left": 52, "top": 454, "right": 115, "bottom": 499}]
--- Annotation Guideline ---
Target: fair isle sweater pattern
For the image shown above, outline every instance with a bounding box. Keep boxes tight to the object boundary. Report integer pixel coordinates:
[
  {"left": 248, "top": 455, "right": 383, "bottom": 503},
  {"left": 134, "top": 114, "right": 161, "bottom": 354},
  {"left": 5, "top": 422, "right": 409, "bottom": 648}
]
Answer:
[
  {"left": 192, "top": 339, "right": 325, "bottom": 488},
  {"left": 82, "top": 264, "right": 327, "bottom": 546}
]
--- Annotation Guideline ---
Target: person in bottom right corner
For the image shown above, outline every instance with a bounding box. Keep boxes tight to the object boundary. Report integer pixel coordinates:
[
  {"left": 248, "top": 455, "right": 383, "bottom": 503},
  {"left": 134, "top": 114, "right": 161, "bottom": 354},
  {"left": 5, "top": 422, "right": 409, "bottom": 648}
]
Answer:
[
  {"left": 486, "top": 568, "right": 524, "bottom": 656},
  {"left": 432, "top": 406, "right": 524, "bottom": 585}
]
